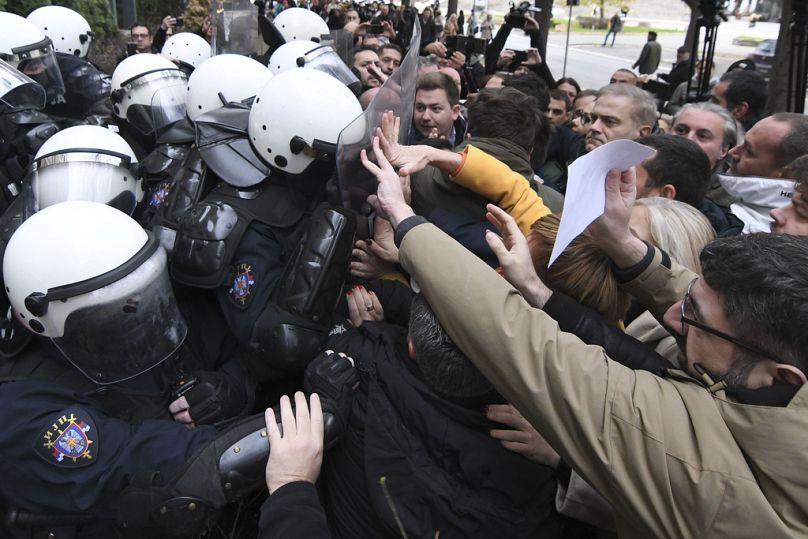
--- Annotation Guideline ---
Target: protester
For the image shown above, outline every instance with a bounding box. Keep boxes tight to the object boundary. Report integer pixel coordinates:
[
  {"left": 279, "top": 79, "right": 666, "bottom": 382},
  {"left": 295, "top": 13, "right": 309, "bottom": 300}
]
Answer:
[{"left": 362, "top": 131, "right": 808, "bottom": 538}]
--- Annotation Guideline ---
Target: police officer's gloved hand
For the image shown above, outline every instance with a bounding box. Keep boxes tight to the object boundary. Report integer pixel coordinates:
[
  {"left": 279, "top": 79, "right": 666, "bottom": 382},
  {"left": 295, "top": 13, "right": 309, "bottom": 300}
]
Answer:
[
  {"left": 304, "top": 349, "right": 359, "bottom": 445},
  {"left": 183, "top": 370, "right": 248, "bottom": 426}
]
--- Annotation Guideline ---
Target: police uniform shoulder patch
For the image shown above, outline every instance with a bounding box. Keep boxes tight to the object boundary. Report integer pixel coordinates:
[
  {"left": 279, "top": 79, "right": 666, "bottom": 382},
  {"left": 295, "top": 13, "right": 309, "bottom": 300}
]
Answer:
[
  {"left": 35, "top": 407, "right": 97, "bottom": 468},
  {"left": 228, "top": 262, "right": 256, "bottom": 308},
  {"left": 148, "top": 181, "right": 173, "bottom": 208}
]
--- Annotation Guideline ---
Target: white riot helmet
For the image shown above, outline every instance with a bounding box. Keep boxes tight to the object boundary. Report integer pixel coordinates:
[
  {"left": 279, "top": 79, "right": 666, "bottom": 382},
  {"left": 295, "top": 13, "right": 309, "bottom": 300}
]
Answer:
[
  {"left": 161, "top": 32, "right": 211, "bottom": 71},
  {"left": 273, "top": 8, "right": 329, "bottom": 43},
  {"left": 186, "top": 54, "right": 272, "bottom": 122},
  {"left": 0, "top": 12, "right": 65, "bottom": 100},
  {"left": 27, "top": 6, "right": 95, "bottom": 58},
  {"left": 111, "top": 53, "right": 187, "bottom": 135},
  {"left": 268, "top": 41, "right": 360, "bottom": 93},
  {"left": 3, "top": 201, "right": 186, "bottom": 384},
  {"left": 25, "top": 125, "right": 140, "bottom": 214},
  {"left": 268, "top": 40, "right": 319, "bottom": 74},
  {"left": 248, "top": 68, "right": 362, "bottom": 175}
]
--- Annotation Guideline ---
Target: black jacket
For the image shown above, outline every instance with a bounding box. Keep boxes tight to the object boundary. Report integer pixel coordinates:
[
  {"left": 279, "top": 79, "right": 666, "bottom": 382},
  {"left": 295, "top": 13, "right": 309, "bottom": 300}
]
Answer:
[{"left": 322, "top": 322, "right": 566, "bottom": 539}]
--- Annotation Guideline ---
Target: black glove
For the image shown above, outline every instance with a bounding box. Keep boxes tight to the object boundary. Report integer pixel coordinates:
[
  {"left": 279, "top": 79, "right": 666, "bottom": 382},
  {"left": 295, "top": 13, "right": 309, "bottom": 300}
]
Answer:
[
  {"left": 304, "top": 350, "right": 359, "bottom": 440},
  {"left": 183, "top": 370, "right": 248, "bottom": 426}
]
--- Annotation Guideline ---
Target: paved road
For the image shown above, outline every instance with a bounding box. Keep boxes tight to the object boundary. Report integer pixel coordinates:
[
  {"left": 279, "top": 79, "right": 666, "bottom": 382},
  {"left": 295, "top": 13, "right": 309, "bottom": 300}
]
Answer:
[{"left": 504, "top": 19, "right": 780, "bottom": 91}]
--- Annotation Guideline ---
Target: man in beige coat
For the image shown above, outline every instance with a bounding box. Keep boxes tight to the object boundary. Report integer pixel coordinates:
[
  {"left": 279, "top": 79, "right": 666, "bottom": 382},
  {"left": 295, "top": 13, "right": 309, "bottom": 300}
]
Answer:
[{"left": 359, "top": 133, "right": 808, "bottom": 538}]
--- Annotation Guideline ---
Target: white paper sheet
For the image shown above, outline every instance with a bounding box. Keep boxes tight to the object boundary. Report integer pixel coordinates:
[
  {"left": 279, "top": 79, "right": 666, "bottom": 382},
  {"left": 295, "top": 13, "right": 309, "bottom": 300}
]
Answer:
[{"left": 549, "top": 139, "right": 656, "bottom": 267}]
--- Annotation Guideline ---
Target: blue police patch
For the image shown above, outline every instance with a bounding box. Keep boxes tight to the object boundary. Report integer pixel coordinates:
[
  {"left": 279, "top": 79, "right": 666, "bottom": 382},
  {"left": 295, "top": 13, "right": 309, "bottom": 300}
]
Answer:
[
  {"left": 228, "top": 263, "right": 256, "bottom": 308},
  {"left": 36, "top": 408, "right": 97, "bottom": 468},
  {"left": 148, "top": 182, "right": 173, "bottom": 208}
]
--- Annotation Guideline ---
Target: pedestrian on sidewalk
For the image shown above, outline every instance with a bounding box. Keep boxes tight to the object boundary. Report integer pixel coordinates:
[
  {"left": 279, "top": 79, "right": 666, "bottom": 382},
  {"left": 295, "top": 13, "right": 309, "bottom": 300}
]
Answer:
[
  {"left": 633, "top": 31, "right": 662, "bottom": 74},
  {"left": 602, "top": 12, "right": 621, "bottom": 47}
]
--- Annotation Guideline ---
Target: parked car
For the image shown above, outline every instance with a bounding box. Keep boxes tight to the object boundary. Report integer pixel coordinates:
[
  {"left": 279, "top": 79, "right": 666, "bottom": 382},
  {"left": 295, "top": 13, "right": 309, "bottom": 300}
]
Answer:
[{"left": 748, "top": 38, "right": 776, "bottom": 76}]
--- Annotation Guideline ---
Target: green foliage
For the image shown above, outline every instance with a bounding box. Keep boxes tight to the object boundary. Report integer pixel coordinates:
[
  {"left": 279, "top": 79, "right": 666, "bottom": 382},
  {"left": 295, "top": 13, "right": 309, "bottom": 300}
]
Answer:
[
  {"left": 4, "top": 0, "right": 116, "bottom": 37},
  {"left": 4, "top": 0, "right": 50, "bottom": 16},
  {"left": 133, "top": 0, "right": 184, "bottom": 29},
  {"left": 57, "top": 0, "right": 117, "bottom": 37}
]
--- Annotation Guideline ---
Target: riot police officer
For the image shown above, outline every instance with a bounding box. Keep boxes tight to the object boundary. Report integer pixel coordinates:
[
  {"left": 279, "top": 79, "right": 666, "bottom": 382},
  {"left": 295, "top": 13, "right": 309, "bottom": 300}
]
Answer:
[{"left": 0, "top": 201, "right": 264, "bottom": 537}]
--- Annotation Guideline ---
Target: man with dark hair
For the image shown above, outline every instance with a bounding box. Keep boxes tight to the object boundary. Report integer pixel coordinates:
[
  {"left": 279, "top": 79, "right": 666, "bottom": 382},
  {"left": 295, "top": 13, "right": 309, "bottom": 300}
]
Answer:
[
  {"left": 503, "top": 71, "right": 550, "bottom": 112},
  {"left": 609, "top": 68, "right": 639, "bottom": 86},
  {"left": 717, "top": 112, "right": 808, "bottom": 232},
  {"left": 632, "top": 31, "right": 661, "bottom": 75},
  {"left": 320, "top": 292, "right": 566, "bottom": 538},
  {"left": 363, "top": 144, "right": 808, "bottom": 538},
  {"left": 130, "top": 22, "right": 154, "bottom": 54},
  {"left": 635, "top": 134, "right": 742, "bottom": 236},
  {"left": 404, "top": 88, "right": 560, "bottom": 264},
  {"left": 353, "top": 46, "right": 384, "bottom": 91},
  {"left": 710, "top": 69, "right": 768, "bottom": 131},
  {"left": 659, "top": 46, "right": 691, "bottom": 89},
  {"left": 635, "top": 135, "right": 711, "bottom": 207},
  {"left": 546, "top": 89, "right": 571, "bottom": 127},
  {"left": 410, "top": 72, "right": 465, "bottom": 144},
  {"left": 728, "top": 112, "right": 808, "bottom": 178},
  {"left": 377, "top": 43, "right": 403, "bottom": 75}
]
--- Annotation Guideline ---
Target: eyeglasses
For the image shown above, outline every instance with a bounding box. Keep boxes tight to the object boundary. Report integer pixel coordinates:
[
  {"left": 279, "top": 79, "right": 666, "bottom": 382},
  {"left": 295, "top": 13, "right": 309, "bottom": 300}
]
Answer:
[
  {"left": 680, "top": 277, "right": 779, "bottom": 361},
  {"left": 572, "top": 110, "right": 596, "bottom": 125}
]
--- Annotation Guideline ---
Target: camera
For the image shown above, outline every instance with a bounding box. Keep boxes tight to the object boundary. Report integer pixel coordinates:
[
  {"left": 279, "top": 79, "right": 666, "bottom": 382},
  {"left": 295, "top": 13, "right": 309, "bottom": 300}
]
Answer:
[
  {"left": 445, "top": 35, "right": 487, "bottom": 57},
  {"left": 504, "top": 1, "right": 541, "bottom": 28},
  {"left": 175, "top": 16, "right": 184, "bottom": 26}
]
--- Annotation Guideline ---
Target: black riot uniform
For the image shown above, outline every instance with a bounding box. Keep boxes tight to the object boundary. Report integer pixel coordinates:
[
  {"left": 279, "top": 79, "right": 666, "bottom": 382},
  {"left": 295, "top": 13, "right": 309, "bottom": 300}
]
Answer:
[
  {"left": 0, "top": 293, "right": 261, "bottom": 538},
  {"left": 171, "top": 102, "right": 357, "bottom": 383}
]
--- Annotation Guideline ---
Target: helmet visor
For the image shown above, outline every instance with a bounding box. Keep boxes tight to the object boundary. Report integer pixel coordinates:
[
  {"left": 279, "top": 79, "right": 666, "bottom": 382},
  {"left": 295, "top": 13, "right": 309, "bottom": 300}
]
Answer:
[
  {"left": 25, "top": 150, "right": 138, "bottom": 213},
  {"left": 52, "top": 249, "right": 187, "bottom": 385},
  {"left": 302, "top": 46, "right": 361, "bottom": 95},
  {"left": 13, "top": 40, "right": 65, "bottom": 102},
  {"left": 0, "top": 59, "right": 46, "bottom": 111},
  {"left": 151, "top": 83, "right": 188, "bottom": 136},
  {"left": 120, "top": 69, "right": 186, "bottom": 136}
]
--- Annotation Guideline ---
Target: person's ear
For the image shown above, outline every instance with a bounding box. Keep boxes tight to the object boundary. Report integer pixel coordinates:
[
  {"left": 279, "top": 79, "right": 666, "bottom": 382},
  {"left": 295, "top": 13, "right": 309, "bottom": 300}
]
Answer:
[
  {"left": 731, "top": 101, "right": 749, "bottom": 120},
  {"left": 451, "top": 103, "right": 461, "bottom": 120},
  {"left": 659, "top": 183, "right": 676, "bottom": 199},
  {"left": 638, "top": 124, "right": 652, "bottom": 138},
  {"left": 774, "top": 363, "right": 807, "bottom": 385}
]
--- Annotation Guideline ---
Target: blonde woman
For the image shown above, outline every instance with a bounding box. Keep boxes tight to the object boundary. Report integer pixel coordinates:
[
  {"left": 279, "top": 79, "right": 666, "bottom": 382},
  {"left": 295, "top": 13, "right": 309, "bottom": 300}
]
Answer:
[{"left": 626, "top": 197, "right": 716, "bottom": 362}]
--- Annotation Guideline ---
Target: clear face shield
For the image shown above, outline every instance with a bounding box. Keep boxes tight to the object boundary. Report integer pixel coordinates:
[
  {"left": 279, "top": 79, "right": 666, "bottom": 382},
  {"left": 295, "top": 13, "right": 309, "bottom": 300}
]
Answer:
[
  {"left": 48, "top": 243, "right": 188, "bottom": 385},
  {"left": 300, "top": 46, "right": 361, "bottom": 96},
  {"left": 8, "top": 38, "right": 65, "bottom": 102},
  {"left": 0, "top": 59, "right": 46, "bottom": 112},
  {"left": 150, "top": 82, "right": 188, "bottom": 137},
  {"left": 336, "top": 17, "right": 420, "bottom": 212},
  {"left": 112, "top": 69, "right": 187, "bottom": 137},
  {"left": 210, "top": 0, "right": 268, "bottom": 57},
  {"left": 24, "top": 148, "right": 140, "bottom": 214}
]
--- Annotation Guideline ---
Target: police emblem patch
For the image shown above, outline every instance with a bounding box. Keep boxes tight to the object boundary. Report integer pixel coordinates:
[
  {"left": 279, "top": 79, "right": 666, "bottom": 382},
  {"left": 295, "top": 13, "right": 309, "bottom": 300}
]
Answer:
[
  {"left": 148, "top": 182, "right": 173, "bottom": 208},
  {"left": 229, "top": 263, "right": 256, "bottom": 307},
  {"left": 36, "top": 408, "right": 97, "bottom": 468}
]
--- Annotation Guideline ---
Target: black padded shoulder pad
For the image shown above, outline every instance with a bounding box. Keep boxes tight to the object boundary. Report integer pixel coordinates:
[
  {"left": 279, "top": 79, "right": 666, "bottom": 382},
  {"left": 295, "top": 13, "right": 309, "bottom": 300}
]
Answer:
[{"left": 170, "top": 200, "right": 251, "bottom": 288}]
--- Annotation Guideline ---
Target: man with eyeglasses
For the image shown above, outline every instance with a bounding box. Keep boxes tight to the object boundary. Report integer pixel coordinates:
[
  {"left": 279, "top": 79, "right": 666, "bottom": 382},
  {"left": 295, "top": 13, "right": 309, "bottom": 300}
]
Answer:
[{"left": 361, "top": 137, "right": 808, "bottom": 537}]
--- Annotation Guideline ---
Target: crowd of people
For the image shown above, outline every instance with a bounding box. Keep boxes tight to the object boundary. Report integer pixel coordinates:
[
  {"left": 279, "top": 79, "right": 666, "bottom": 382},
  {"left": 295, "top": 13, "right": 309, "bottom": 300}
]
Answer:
[{"left": 0, "top": 1, "right": 807, "bottom": 538}]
